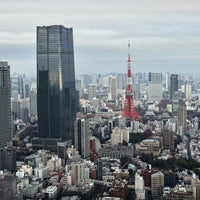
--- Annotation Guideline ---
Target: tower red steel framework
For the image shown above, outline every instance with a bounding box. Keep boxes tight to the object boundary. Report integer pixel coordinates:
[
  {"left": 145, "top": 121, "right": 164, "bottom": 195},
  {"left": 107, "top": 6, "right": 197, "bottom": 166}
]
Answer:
[{"left": 122, "top": 42, "right": 140, "bottom": 122}]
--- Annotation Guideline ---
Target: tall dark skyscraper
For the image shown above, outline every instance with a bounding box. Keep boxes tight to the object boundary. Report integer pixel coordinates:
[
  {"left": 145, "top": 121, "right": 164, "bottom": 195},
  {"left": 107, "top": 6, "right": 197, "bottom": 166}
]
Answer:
[
  {"left": 74, "top": 118, "right": 90, "bottom": 158},
  {"left": 170, "top": 74, "right": 178, "bottom": 99},
  {"left": 37, "top": 25, "right": 76, "bottom": 142},
  {"left": 0, "top": 62, "right": 12, "bottom": 148}
]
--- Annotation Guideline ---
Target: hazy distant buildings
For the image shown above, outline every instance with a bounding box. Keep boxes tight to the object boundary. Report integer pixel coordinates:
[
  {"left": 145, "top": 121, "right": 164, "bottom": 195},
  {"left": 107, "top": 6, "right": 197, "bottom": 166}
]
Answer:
[
  {"left": 183, "top": 82, "right": 192, "bottom": 100},
  {"left": 117, "top": 73, "right": 126, "bottom": 90},
  {"left": 11, "top": 73, "right": 19, "bottom": 97},
  {"left": 147, "top": 72, "right": 163, "bottom": 102},
  {"left": 133, "top": 83, "right": 140, "bottom": 100},
  {"left": 87, "top": 84, "right": 96, "bottom": 100},
  {"left": 11, "top": 73, "right": 26, "bottom": 99},
  {"left": 11, "top": 95, "right": 21, "bottom": 120},
  {"left": 30, "top": 80, "right": 37, "bottom": 117},
  {"left": 165, "top": 72, "right": 170, "bottom": 92},
  {"left": 0, "top": 62, "right": 12, "bottom": 148},
  {"left": 80, "top": 74, "right": 92, "bottom": 87},
  {"left": 11, "top": 95, "right": 30, "bottom": 123},
  {"left": 75, "top": 79, "right": 83, "bottom": 98},
  {"left": 37, "top": 25, "right": 76, "bottom": 142},
  {"left": 186, "top": 84, "right": 192, "bottom": 100}
]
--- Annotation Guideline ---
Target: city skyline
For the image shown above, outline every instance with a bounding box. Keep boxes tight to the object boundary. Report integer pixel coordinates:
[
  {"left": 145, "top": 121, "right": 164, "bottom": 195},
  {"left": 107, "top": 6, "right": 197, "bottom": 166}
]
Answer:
[{"left": 1, "top": 0, "right": 200, "bottom": 77}]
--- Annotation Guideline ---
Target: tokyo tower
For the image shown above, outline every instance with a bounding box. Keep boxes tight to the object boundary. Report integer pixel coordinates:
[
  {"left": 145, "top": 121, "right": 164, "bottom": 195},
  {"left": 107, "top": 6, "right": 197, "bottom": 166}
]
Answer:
[{"left": 122, "top": 41, "right": 140, "bottom": 122}]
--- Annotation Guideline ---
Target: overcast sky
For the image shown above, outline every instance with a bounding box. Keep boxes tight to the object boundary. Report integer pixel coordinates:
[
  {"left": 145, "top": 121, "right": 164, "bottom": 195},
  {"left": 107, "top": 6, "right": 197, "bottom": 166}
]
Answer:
[{"left": 1, "top": 0, "right": 200, "bottom": 77}]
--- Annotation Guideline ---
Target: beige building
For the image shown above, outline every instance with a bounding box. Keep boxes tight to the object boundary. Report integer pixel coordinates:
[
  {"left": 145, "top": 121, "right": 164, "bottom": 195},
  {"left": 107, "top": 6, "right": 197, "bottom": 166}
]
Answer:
[
  {"left": 151, "top": 171, "right": 164, "bottom": 199},
  {"left": 147, "top": 72, "right": 163, "bottom": 102},
  {"left": 193, "top": 183, "right": 200, "bottom": 200},
  {"left": 88, "top": 84, "right": 96, "bottom": 100},
  {"left": 177, "top": 105, "right": 187, "bottom": 134},
  {"left": 111, "top": 127, "right": 129, "bottom": 145},
  {"left": 135, "top": 138, "right": 161, "bottom": 156},
  {"left": 71, "top": 161, "right": 85, "bottom": 186},
  {"left": 108, "top": 76, "right": 117, "bottom": 100},
  {"left": 34, "top": 163, "right": 49, "bottom": 180},
  {"left": 181, "top": 83, "right": 192, "bottom": 100}
]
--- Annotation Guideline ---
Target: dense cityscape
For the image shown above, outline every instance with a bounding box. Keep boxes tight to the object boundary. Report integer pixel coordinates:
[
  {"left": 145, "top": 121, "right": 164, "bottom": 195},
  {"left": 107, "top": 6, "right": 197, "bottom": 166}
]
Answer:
[{"left": 1, "top": 23, "right": 200, "bottom": 200}]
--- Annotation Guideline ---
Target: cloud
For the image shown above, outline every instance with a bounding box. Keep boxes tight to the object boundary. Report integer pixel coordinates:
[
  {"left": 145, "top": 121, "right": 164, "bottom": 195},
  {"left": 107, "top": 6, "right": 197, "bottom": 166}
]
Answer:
[
  {"left": 0, "top": 0, "right": 200, "bottom": 76},
  {"left": 0, "top": 31, "right": 35, "bottom": 45}
]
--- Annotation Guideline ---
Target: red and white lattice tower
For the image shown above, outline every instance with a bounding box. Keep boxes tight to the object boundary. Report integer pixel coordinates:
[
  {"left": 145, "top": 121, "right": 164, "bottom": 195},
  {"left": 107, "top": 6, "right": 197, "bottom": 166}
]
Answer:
[{"left": 122, "top": 41, "right": 139, "bottom": 122}]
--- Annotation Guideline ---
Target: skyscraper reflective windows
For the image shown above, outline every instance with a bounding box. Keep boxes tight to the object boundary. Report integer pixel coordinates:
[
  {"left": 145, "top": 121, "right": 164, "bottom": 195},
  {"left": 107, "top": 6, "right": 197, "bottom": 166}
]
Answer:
[
  {"left": 37, "top": 25, "right": 76, "bottom": 142},
  {"left": 0, "top": 62, "right": 11, "bottom": 148},
  {"left": 170, "top": 74, "right": 178, "bottom": 99}
]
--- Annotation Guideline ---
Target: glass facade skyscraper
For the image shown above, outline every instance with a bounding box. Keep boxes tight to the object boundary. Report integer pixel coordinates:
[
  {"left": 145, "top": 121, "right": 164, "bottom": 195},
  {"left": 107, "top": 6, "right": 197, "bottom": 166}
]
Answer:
[
  {"left": 0, "top": 62, "right": 12, "bottom": 148},
  {"left": 37, "top": 25, "right": 76, "bottom": 142},
  {"left": 170, "top": 74, "right": 178, "bottom": 99}
]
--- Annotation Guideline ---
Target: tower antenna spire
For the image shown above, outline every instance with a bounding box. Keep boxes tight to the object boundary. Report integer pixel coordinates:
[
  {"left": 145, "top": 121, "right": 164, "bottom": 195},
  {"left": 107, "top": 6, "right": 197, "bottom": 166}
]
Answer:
[
  {"left": 122, "top": 41, "right": 140, "bottom": 123},
  {"left": 128, "top": 40, "right": 131, "bottom": 62}
]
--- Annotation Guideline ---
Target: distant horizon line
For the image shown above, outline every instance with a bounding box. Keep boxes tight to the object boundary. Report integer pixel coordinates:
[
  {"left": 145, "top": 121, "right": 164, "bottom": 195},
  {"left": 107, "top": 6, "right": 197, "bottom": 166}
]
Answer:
[{"left": 9, "top": 71, "right": 200, "bottom": 79}]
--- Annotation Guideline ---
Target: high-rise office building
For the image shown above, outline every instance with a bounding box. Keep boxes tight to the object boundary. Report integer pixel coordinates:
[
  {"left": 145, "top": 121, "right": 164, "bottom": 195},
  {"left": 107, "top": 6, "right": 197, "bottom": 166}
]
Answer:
[
  {"left": 162, "top": 130, "right": 174, "bottom": 151},
  {"left": 11, "top": 94, "right": 30, "bottom": 123},
  {"left": 11, "top": 73, "right": 26, "bottom": 99},
  {"left": 165, "top": 72, "right": 169, "bottom": 92},
  {"left": 97, "top": 158, "right": 103, "bottom": 181},
  {"left": 87, "top": 84, "right": 96, "bottom": 100},
  {"left": 74, "top": 118, "right": 90, "bottom": 158},
  {"left": 163, "top": 171, "right": 178, "bottom": 188},
  {"left": 37, "top": 25, "right": 76, "bottom": 142},
  {"left": 10, "top": 73, "right": 19, "bottom": 97},
  {"left": 25, "top": 83, "right": 30, "bottom": 98},
  {"left": 11, "top": 95, "right": 21, "bottom": 120},
  {"left": 0, "top": 147, "right": 16, "bottom": 172},
  {"left": 151, "top": 171, "right": 164, "bottom": 199},
  {"left": 111, "top": 127, "right": 123, "bottom": 145},
  {"left": 0, "top": 62, "right": 12, "bottom": 148},
  {"left": 170, "top": 74, "right": 178, "bottom": 99},
  {"left": 30, "top": 80, "right": 37, "bottom": 117},
  {"left": 148, "top": 72, "right": 163, "bottom": 102},
  {"left": 71, "top": 160, "right": 85, "bottom": 186},
  {"left": 75, "top": 79, "right": 83, "bottom": 98},
  {"left": 184, "top": 82, "right": 192, "bottom": 100},
  {"left": 108, "top": 75, "right": 117, "bottom": 100},
  {"left": 135, "top": 173, "right": 145, "bottom": 200},
  {"left": 117, "top": 73, "right": 126, "bottom": 89},
  {"left": 0, "top": 171, "right": 19, "bottom": 199},
  {"left": 148, "top": 72, "right": 162, "bottom": 83},
  {"left": 177, "top": 104, "right": 187, "bottom": 134},
  {"left": 133, "top": 83, "right": 140, "bottom": 100}
]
